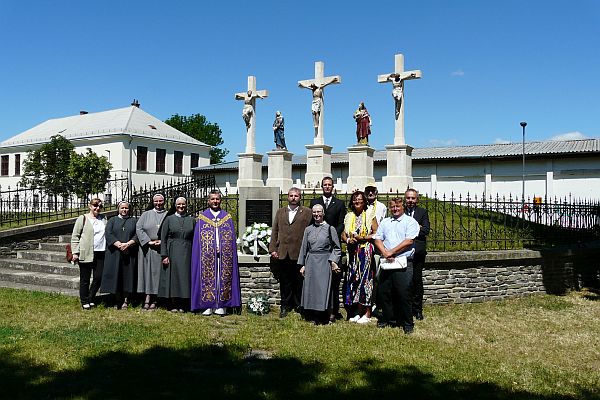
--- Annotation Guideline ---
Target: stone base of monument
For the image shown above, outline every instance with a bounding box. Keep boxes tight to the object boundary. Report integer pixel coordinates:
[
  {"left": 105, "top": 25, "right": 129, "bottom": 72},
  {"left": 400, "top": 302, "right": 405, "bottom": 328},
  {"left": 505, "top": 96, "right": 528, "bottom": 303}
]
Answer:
[
  {"left": 346, "top": 144, "right": 375, "bottom": 192},
  {"left": 237, "top": 153, "right": 264, "bottom": 188},
  {"left": 304, "top": 143, "right": 332, "bottom": 189},
  {"left": 238, "top": 186, "right": 280, "bottom": 241},
  {"left": 381, "top": 144, "right": 414, "bottom": 193},
  {"left": 266, "top": 149, "right": 293, "bottom": 192}
]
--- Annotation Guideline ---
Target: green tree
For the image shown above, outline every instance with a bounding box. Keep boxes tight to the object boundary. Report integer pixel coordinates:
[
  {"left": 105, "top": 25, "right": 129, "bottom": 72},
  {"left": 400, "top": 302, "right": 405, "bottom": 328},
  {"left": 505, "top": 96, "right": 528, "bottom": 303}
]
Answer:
[
  {"left": 164, "top": 113, "right": 228, "bottom": 164},
  {"left": 69, "top": 149, "right": 112, "bottom": 200},
  {"left": 20, "top": 134, "right": 75, "bottom": 196}
]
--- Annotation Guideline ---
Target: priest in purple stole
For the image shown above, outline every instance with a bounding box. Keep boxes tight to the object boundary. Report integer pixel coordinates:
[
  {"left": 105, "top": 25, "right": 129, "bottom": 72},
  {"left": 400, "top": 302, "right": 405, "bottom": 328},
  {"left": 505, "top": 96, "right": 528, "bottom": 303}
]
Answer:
[{"left": 191, "top": 190, "right": 241, "bottom": 315}]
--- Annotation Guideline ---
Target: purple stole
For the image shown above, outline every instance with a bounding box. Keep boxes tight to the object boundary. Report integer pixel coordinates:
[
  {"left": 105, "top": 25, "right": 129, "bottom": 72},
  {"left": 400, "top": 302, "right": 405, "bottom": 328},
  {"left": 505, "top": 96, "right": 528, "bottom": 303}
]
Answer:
[{"left": 191, "top": 209, "right": 241, "bottom": 310}]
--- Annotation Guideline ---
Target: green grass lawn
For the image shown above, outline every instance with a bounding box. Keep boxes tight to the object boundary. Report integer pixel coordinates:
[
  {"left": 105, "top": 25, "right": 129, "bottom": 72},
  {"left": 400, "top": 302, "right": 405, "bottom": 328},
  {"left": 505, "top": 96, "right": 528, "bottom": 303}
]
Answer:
[{"left": 1, "top": 289, "right": 599, "bottom": 399}]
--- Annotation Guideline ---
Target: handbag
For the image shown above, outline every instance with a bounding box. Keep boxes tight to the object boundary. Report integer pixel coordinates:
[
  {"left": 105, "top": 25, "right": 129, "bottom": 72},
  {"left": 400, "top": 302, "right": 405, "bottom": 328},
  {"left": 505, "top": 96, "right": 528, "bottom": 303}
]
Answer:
[{"left": 66, "top": 215, "right": 86, "bottom": 262}]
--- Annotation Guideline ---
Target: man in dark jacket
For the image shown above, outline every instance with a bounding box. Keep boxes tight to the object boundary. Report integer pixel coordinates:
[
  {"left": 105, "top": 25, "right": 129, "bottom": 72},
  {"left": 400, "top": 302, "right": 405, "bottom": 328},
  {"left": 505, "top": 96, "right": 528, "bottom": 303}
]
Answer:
[{"left": 404, "top": 188, "right": 430, "bottom": 320}]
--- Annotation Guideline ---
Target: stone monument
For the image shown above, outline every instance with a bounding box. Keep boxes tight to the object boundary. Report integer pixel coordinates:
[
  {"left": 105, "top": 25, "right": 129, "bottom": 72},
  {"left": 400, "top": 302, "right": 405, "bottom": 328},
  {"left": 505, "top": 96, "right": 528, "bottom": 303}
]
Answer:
[
  {"left": 298, "top": 61, "right": 341, "bottom": 187},
  {"left": 378, "top": 53, "right": 422, "bottom": 192},
  {"left": 235, "top": 76, "right": 268, "bottom": 188}
]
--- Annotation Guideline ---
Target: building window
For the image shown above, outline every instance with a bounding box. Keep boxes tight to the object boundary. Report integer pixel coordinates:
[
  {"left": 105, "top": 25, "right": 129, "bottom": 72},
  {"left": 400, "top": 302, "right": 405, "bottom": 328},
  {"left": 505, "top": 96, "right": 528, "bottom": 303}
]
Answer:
[
  {"left": 174, "top": 151, "right": 183, "bottom": 174},
  {"left": 137, "top": 146, "right": 147, "bottom": 171},
  {"left": 1, "top": 155, "right": 8, "bottom": 176},
  {"left": 14, "top": 154, "right": 20, "bottom": 176},
  {"left": 191, "top": 153, "right": 199, "bottom": 170},
  {"left": 156, "top": 149, "right": 166, "bottom": 173}
]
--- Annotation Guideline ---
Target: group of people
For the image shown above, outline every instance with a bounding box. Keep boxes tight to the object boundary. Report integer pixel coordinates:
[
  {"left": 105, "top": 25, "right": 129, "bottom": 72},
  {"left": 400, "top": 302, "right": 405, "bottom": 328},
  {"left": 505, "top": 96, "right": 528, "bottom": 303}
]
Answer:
[
  {"left": 269, "top": 177, "right": 430, "bottom": 333},
  {"left": 71, "top": 181, "right": 430, "bottom": 333},
  {"left": 70, "top": 191, "right": 241, "bottom": 314}
]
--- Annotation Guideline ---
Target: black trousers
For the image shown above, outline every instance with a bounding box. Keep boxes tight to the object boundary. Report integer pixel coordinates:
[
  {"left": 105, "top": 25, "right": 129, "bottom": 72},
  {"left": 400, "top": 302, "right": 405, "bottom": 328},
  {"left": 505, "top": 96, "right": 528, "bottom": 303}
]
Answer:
[
  {"left": 329, "top": 270, "right": 342, "bottom": 314},
  {"left": 378, "top": 263, "right": 413, "bottom": 330},
  {"left": 278, "top": 257, "right": 303, "bottom": 311},
  {"left": 79, "top": 251, "right": 105, "bottom": 305},
  {"left": 412, "top": 253, "right": 426, "bottom": 314}
]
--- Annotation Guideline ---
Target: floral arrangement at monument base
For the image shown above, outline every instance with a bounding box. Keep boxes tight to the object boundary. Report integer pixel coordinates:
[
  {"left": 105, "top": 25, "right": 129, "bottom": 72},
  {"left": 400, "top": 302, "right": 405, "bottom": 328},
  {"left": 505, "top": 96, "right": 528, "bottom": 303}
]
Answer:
[
  {"left": 246, "top": 294, "right": 271, "bottom": 316},
  {"left": 240, "top": 223, "right": 271, "bottom": 256}
]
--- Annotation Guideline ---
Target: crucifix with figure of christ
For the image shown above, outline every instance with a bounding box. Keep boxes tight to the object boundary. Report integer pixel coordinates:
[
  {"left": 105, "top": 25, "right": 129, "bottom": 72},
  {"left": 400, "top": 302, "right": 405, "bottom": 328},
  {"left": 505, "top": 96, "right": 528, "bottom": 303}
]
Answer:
[
  {"left": 378, "top": 53, "right": 421, "bottom": 146},
  {"left": 235, "top": 76, "right": 269, "bottom": 154},
  {"left": 298, "top": 61, "right": 341, "bottom": 145}
]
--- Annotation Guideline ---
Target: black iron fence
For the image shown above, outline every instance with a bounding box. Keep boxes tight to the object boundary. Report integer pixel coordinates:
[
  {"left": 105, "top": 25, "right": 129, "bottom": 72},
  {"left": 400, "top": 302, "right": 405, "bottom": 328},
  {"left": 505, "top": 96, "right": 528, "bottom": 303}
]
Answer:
[
  {"left": 0, "top": 176, "right": 129, "bottom": 229},
  {"left": 267, "top": 190, "right": 599, "bottom": 251},
  {"left": 3, "top": 172, "right": 599, "bottom": 251},
  {"left": 129, "top": 174, "right": 216, "bottom": 217}
]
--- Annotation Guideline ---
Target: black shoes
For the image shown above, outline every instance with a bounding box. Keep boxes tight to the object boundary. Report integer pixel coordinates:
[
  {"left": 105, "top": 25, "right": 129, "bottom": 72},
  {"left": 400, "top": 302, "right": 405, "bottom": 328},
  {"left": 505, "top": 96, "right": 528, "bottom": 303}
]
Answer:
[
  {"left": 403, "top": 326, "right": 414, "bottom": 335},
  {"left": 279, "top": 308, "right": 289, "bottom": 318},
  {"left": 414, "top": 311, "right": 424, "bottom": 320}
]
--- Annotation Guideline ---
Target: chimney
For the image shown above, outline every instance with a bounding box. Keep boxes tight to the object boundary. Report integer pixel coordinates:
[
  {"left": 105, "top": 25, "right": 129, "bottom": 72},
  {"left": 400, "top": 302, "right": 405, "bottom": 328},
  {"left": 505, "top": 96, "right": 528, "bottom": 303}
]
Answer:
[
  {"left": 131, "top": 99, "right": 140, "bottom": 108},
  {"left": 80, "top": 111, "right": 88, "bottom": 115}
]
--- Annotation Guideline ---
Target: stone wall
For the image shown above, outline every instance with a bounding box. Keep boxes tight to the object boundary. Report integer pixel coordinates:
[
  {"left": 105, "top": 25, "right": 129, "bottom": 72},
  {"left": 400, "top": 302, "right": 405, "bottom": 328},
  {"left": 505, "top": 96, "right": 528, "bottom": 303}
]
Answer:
[{"left": 238, "top": 247, "right": 600, "bottom": 306}]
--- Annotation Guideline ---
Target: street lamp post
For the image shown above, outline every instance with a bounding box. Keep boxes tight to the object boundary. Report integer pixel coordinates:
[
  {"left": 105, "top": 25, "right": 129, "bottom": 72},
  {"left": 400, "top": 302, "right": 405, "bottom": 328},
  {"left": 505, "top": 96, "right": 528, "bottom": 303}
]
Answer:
[{"left": 520, "top": 121, "right": 527, "bottom": 218}]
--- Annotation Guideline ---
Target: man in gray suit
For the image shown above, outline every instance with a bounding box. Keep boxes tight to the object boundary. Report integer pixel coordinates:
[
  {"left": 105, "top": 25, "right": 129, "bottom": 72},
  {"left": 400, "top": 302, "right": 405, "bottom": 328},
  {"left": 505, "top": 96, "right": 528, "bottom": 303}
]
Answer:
[{"left": 269, "top": 187, "right": 312, "bottom": 317}]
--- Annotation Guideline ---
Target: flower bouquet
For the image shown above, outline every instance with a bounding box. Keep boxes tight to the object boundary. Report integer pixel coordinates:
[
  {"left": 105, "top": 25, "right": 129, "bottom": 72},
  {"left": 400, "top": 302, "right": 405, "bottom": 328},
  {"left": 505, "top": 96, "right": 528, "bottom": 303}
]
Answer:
[
  {"left": 246, "top": 294, "right": 270, "bottom": 316},
  {"left": 241, "top": 222, "right": 271, "bottom": 256}
]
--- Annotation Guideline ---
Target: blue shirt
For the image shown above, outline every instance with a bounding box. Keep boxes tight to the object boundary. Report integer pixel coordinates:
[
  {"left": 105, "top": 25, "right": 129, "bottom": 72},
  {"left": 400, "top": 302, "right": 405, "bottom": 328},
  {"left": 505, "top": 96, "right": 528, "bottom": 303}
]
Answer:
[{"left": 373, "top": 214, "right": 420, "bottom": 259}]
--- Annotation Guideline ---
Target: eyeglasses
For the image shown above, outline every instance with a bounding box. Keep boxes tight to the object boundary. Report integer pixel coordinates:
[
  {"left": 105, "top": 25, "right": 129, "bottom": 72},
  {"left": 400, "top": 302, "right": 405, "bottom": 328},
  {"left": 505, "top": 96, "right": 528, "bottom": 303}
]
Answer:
[{"left": 91, "top": 204, "right": 103, "bottom": 209}]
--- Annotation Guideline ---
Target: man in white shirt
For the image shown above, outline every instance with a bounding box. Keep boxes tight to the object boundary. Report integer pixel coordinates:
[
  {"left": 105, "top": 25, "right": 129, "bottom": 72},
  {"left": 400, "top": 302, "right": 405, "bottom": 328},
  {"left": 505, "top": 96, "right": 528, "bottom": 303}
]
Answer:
[
  {"left": 365, "top": 185, "right": 387, "bottom": 224},
  {"left": 373, "top": 197, "right": 420, "bottom": 333}
]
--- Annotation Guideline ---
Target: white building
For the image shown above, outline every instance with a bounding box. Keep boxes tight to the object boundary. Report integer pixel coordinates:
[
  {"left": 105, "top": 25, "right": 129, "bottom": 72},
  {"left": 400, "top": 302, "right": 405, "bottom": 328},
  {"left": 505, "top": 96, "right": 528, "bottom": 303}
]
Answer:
[
  {"left": 196, "top": 139, "right": 600, "bottom": 200},
  {"left": 0, "top": 105, "right": 211, "bottom": 190}
]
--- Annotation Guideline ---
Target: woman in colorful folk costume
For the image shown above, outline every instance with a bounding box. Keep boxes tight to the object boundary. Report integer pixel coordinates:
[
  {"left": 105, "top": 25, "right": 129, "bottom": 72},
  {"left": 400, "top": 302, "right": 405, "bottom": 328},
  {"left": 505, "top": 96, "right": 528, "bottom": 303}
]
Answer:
[
  {"left": 191, "top": 190, "right": 241, "bottom": 316},
  {"left": 298, "top": 204, "right": 342, "bottom": 325},
  {"left": 342, "top": 191, "right": 378, "bottom": 324},
  {"left": 100, "top": 201, "right": 138, "bottom": 309},
  {"left": 136, "top": 193, "right": 167, "bottom": 311},
  {"left": 159, "top": 197, "right": 196, "bottom": 312},
  {"left": 353, "top": 102, "right": 372, "bottom": 144}
]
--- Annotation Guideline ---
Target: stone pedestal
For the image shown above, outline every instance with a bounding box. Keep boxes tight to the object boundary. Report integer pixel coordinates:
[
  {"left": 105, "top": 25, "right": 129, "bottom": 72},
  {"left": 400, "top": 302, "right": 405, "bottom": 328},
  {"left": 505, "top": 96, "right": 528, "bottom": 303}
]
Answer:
[
  {"left": 266, "top": 150, "right": 293, "bottom": 192},
  {"left": 238, "top": 186, "right": 281, "bottom": 237},
  {"left": 381, "top": 144, "right": 413, "bottom": 193},
  {"left": 346, "top": 144, "right": 375, "bottom": 192},
  {"left": 237, "top": 153, "right": 264, "bottom": 188},
  {"left": 304, "top": 144, "right": 332, "bottom": 188}
]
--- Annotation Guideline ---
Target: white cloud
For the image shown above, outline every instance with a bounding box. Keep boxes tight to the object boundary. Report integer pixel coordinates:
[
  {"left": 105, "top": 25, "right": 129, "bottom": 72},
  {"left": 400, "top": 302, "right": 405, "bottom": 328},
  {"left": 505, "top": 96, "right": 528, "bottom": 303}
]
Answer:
[
  {"left": 549, "top": 131, "right": 588, "bottom": 141},
  {"left": 428, "top": 139, "right": 458, "bottom": 147},
  {"left": 494, "top": 138, "right": 512, "bottom": 144},
  {"left": 451, "top": 69, "right": 465, "bottom": 77}
]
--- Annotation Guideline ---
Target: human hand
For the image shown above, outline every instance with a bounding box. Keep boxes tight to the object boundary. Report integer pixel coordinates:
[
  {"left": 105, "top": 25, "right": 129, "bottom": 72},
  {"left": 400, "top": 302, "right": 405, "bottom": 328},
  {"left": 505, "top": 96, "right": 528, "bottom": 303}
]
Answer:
[
  {"left": 300, "top": 266, "right": 305, "bottom": 276},
  {"left": 270, "top": 251, "right": 279, "bottom": 259},
  {"left": 162, "top": 257, "right": 169, "bottom": 266}
]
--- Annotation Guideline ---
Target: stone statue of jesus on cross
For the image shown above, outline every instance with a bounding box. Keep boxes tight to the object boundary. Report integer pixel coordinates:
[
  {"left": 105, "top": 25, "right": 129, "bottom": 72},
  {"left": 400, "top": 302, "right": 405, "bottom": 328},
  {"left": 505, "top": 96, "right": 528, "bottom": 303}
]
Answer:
[{"left": 298, "top": 61, "right": 341, "bottom": 145}]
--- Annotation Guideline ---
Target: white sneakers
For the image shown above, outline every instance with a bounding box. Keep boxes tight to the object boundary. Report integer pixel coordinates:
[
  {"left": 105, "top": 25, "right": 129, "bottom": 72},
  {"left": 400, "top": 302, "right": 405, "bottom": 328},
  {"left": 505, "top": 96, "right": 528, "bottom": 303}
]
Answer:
[
  {"left": 202, "top": 308, "right": 226, "bottom": 316},
  {"left": 349, "top": 315, "right": 372, "bottom": 324}
]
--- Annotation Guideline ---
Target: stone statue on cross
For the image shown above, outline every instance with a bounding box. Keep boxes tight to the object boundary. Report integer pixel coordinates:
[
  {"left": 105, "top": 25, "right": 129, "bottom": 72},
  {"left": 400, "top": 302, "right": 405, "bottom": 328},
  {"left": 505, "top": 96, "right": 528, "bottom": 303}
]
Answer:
[
  {"left": 235, "top": 76, "right": 268, "bottom": 154},
  {"left": 298, "top": 61, "right": 341, "bottom": 144},
  {"left": 236, "top": 89, "right": 267, "bottom": 130},
  {"left": 378, "top": 54, "right": 421, "bottom": 146}
]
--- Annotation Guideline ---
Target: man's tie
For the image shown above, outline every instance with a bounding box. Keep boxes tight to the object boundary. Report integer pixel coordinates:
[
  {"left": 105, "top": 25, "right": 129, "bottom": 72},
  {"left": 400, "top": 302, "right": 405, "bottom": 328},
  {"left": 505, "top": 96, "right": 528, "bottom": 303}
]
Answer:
[{"left": 325, "top": 198, "right": 330, "bottom": 209}]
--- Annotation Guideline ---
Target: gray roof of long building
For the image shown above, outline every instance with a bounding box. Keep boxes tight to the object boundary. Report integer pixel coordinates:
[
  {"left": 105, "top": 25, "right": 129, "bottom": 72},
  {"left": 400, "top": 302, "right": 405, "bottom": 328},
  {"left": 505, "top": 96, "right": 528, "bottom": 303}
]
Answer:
[{"left": 195, "top": 138, "right": 600, "bottom": 171}]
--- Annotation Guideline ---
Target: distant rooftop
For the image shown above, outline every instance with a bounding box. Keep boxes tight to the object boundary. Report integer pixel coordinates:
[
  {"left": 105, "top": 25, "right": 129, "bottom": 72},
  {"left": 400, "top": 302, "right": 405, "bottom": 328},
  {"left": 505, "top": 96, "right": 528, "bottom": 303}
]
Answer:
[
  {"left": 1, "top": 106, "right": 210, "bottom": 148},
  {"left": 195, "top": 138, "right": 600, "bottom": 171}
]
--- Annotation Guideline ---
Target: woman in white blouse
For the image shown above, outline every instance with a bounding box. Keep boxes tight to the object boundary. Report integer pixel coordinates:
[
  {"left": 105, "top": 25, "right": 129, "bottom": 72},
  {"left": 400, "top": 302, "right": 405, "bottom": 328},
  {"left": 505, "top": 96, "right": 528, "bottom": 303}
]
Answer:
[{"left": 71, "top": 198, "right": 107, "bottom": 310}]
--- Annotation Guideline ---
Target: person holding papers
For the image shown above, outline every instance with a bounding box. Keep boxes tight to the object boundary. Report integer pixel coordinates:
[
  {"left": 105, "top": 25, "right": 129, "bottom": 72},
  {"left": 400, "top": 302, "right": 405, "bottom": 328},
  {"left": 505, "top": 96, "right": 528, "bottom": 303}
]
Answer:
[{"left": 372, "top": 197, "right": 420, "bottom": 334}]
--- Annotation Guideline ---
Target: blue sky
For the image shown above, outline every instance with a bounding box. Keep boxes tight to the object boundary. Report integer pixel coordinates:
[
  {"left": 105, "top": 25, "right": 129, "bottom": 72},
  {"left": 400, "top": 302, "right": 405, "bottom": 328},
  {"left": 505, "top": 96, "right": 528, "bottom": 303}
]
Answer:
[{"left": 1, "top": 0, "right": 598, "bottom": 161}]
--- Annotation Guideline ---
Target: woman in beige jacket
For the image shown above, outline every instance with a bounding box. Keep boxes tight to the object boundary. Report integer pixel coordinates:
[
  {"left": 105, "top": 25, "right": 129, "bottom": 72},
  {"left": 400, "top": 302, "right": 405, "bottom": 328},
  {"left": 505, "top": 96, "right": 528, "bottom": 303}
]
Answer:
[{"left": 71, "top": 198, "right": 107, "bottom": 309}]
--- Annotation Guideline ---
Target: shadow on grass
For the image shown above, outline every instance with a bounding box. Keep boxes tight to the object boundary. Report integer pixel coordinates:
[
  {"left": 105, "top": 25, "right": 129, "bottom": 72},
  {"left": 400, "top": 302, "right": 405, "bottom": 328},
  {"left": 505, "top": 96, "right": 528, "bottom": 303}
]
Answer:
[{"left": 2, "top": 345, "right": 598, "bottom": 400}]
